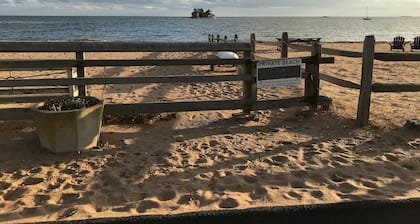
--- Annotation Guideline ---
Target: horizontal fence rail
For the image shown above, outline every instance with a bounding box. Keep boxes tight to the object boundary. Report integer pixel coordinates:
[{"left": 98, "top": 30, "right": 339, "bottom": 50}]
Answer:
[
  {"left": 0, "top": 59, "right": 249, "bottom": 69},
  {"left": 288, "top": 43, "right": 420, "bottom": 61},
  {"left": 0, "top": 75, "right": 252, "bottom": 87}
]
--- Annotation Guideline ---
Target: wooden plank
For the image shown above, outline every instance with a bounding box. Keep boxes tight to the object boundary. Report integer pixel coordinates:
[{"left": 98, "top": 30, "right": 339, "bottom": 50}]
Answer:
[
  {"left": 76, "top": 52, "right": 86, "bottom": 96},
  {"left": 357, "top": 35, "right": 375, "bottom": 127},
  {"left": 0, "top": 59, "right": 248, "bottom": 69},
  {"left": 0, "top": 60, "right": 76, "bottom": 69},
  {"left": 372, "top": 83, "right": 420, "bottom": 92},
  {"left": 254, "top": 96, "right": 332, "bottom": 110},
  {"left": 300, "top": 56, "right": 335, "bottom": 64},
  {"left": 321, "top": 47, "right": 363, "bottom": 58},
  {"left": 0, "top": 87, "right": 69, "bottom": 95},
  {"left": 0, "top": 93, "right": 68, "bottom": 103},
  {"left": 0, "top": 96, "right": 332, "bottom": 120},
  {"left": 104, "top": 100, "right": 247, "bottom": 114},
  {"left": 0, "top": 75, "right": 251, "bottom": 87},
  {"left": 0, "top": 41, "right": 252, "bottom": 52},
  {"left": 83, "top": 59, "right": 248, "bottom": 67},
  {"left": 374, "top": 52, "right": 420, "bottom": 61},
  {"left": 281, "top": 32, "right": 288, "bottom": 58},
  {"left": 289, "top": 43, "right": 363, "bottom": 58},
  {"left": 242, "top": 34, "right": 257, "bottom": 114},
  {"left": 304, "top": 41, "right": 321, "bottom": 109},
  {"left": 319, "top": 73, "right": 360, "bottom": 89}
]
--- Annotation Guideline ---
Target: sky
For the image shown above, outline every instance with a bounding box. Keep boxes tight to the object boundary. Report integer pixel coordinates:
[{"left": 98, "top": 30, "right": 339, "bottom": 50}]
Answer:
[{"left": 0, "top": 0, "right": 419, "bottom": 17}]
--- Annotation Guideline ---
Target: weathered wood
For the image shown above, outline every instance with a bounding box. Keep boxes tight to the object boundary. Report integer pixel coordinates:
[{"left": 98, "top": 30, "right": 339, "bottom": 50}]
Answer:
[
  {"left": 0, "top": 59, "right": 248, "bottom": 69},
  {"left": 289, "top": 43, "right": 363, "bottom": 58},
  {"left": 76, "top": 51, "right": 86, "bottom": 96},
  {"left": 281, "top": 32, "right": 288, "bottom": 58},
  {"left": 254, "top": 96, "right": 332, "bottom": 110},
  {"left": 0, "top": 60, "right": 76, "bottom": 69},
  {"left": 300, "top": 56, "right": 335, "bottom": 64},
  {"left": 319, "top": 73, "right": 360, "bottom": 89},
  {"left": 374, "top": 52, "right": 420, "bottom": 61},
  {"left": 321, "top": 47, "right": 363, "bottom": 58},
  {"left": 0, "top": 75, "right": 251, "bottom": 87},
  {"left": 357, "top": 35, "right": 375, "bottom": 126},
  {"left": 372, "top": 83, "right": 420, "bottom": 92},
  {"left": 0, "top": 97, "right": 332, "bottom": 120},
  {"left": 105, "top": 100, "right": 247, "bottom": 114},
  {"left": 0, "top": 86, "right": 69, "bottom": 95},
  {"left": 68, "top": 69, "right": 78, "bottom": 97},
  {"left": 305, "top": 41, "right": 321, "bottom": 109},
  {"left": 83, "top": 59, "right": 248, "bottom": 67},
  {"left": 277, "top": 37, "right": 321, "bottom": 43},
  {"left": 0, "top": 42, "right": 252, "bottom": 52},
  {"left": 242, "top": 34, "right": 257, "bottom": 114}
]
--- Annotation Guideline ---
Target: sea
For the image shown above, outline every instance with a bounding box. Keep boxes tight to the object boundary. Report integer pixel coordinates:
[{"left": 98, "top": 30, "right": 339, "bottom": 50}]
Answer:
[{"left": 0, "top": 16, "right": 419, "bottom": 42}]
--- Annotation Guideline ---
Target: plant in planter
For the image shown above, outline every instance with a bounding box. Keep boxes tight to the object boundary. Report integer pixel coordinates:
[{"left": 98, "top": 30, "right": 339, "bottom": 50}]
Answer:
[{"left": 32, "top": 95, "right": 104, "bottom": 153}]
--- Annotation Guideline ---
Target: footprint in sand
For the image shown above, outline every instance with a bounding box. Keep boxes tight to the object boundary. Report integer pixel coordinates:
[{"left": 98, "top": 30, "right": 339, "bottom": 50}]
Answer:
[
  {"left": 3, "top": 187, "right": 27, "bottom": 201},
  {"left": 271, "top": 155, "right": 289, "bottom": 164},
  {"left": 310, "top": 190, "right": 324, "bottom": 199},
  {"left": 286, "top": 191, "right": 302, "bottom": 200},
  {"left": 249, "top": 186, "right": 268, "bottom": 200},
  {"left": 337, "top": 182, "right": 358, "bottom": 194},
  {"left": 0, "top": 181, "right": 11, "bottom": 190},
  {"left": 59, "top": 193, "right": 80, "bottom": 204},
  {"left": 136, "top": 200, "right": 160, "bottom": 213},
  {"left": 23, "top": 177, "right": 44, "bottom": 185},
  {"left": 219, "top": 197, "right": 239, "bottom": 208},
  {"left": 34, "top": 194, "right": 50, "bottom": 206},
  {"left": 290, "top": 180, "right": 307, "bottom": 189},
  {"left": 157, "top": 190, "right": 176, "bottom": 201}
]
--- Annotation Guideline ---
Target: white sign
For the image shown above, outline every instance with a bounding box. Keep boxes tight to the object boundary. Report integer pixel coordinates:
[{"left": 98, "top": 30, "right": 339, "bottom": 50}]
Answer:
[{"left": 257, "top": 58, "right": 302, "bottom": 88}]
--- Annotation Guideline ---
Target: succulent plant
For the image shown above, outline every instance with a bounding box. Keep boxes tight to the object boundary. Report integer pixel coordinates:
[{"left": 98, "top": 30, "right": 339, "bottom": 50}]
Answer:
[{"left": 38, "top": 96, "right": 100, "bottom": 112}]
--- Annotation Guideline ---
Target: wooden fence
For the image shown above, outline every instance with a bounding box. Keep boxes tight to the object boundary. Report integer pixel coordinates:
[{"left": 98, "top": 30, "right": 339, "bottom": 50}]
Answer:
[
  {"left": 278, "top": 32, "right": 420, "bottom": 126},
  {"left": 0, "top": 34, "right": 331, "bottom": 120}
]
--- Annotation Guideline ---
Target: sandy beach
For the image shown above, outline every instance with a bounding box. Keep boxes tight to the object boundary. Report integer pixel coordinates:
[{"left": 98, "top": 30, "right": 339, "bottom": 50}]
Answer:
[{"left": 0, "top": 41, "right": 419, "bottom": 223}]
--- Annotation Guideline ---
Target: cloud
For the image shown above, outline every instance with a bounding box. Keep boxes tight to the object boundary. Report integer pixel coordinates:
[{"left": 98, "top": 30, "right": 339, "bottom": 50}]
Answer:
[{"left": 0, "top": 0, "right": 419, "bottom": 16}]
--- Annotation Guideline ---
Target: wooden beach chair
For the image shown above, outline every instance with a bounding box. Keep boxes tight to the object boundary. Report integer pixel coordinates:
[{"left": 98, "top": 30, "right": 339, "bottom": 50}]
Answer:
[
  {"left": 389, "top": 36, "right": 405, "bottom": 52},
  {"left": 410, "top": 36, "right": 420, "bottom": 51}
]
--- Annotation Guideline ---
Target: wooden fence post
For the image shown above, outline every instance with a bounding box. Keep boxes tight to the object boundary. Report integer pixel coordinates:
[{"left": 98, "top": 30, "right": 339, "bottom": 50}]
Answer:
[
  {"left": 67, "top": 68, "right": 79, "bottom": 97},
  {"left": 357, "top": 35, "right": 375, "bottom": 126},
  {"left": 281, "top": 32, "right": 288, "bottom": 58},
  {"left": 76, "top": 51, "right": 87, "bottom": 96},
  {"left": 242, "top": 33, "right": 257, "bottom": 114},
  {"left": 304, "top": 40, "right": 321, "bottom": 109}
]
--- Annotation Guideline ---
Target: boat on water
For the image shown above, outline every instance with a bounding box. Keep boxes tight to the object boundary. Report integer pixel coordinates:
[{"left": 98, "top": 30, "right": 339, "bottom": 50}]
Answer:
[
  {"left": 363, "top": 7, "right": 371, "bottom": 20},
  {"left": 191, "top": 8, "right": 215, "bottom": 18}
]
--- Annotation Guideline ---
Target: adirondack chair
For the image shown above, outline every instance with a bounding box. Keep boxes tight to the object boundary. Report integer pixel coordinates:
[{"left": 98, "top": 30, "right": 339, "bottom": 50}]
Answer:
[
  {"left": 410, "top": 36, "right": 420, "bottom": 51},
  {"left": 389, "top": 36, "right": 405, "bottom": 52}
]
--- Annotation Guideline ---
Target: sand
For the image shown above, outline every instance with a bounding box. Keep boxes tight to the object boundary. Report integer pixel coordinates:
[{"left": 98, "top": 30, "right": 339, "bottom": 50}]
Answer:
[{"left": 0, "top": 42, "right": 419, "bottom": 223}]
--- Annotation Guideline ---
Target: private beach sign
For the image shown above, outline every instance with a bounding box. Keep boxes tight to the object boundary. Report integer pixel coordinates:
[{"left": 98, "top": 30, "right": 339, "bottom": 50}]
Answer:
[{"left": 256, "top": 58, "right": 302, "bottom": 88}]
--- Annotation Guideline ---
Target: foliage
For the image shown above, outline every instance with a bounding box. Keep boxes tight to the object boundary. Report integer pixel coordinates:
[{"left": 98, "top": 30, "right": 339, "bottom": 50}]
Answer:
[{"left": 38, "top": 96, "right": 100, "bottom": 112}]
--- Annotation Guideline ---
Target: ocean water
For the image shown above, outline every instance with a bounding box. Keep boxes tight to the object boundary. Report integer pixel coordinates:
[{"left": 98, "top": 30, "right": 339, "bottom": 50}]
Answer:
[{"left": 0, "top": 16, "right": 419, "bottom": 42}]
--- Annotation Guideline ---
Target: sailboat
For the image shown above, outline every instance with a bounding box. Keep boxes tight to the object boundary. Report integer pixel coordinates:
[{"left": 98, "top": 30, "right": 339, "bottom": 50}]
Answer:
[{"left": 363, "top": 7, "right": 372, "bottom": 20}]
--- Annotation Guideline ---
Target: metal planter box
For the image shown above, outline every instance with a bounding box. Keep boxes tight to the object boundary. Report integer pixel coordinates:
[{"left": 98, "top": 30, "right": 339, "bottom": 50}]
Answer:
[{"left": 32, "top": 98, "right": 104, "bottom": 153}]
